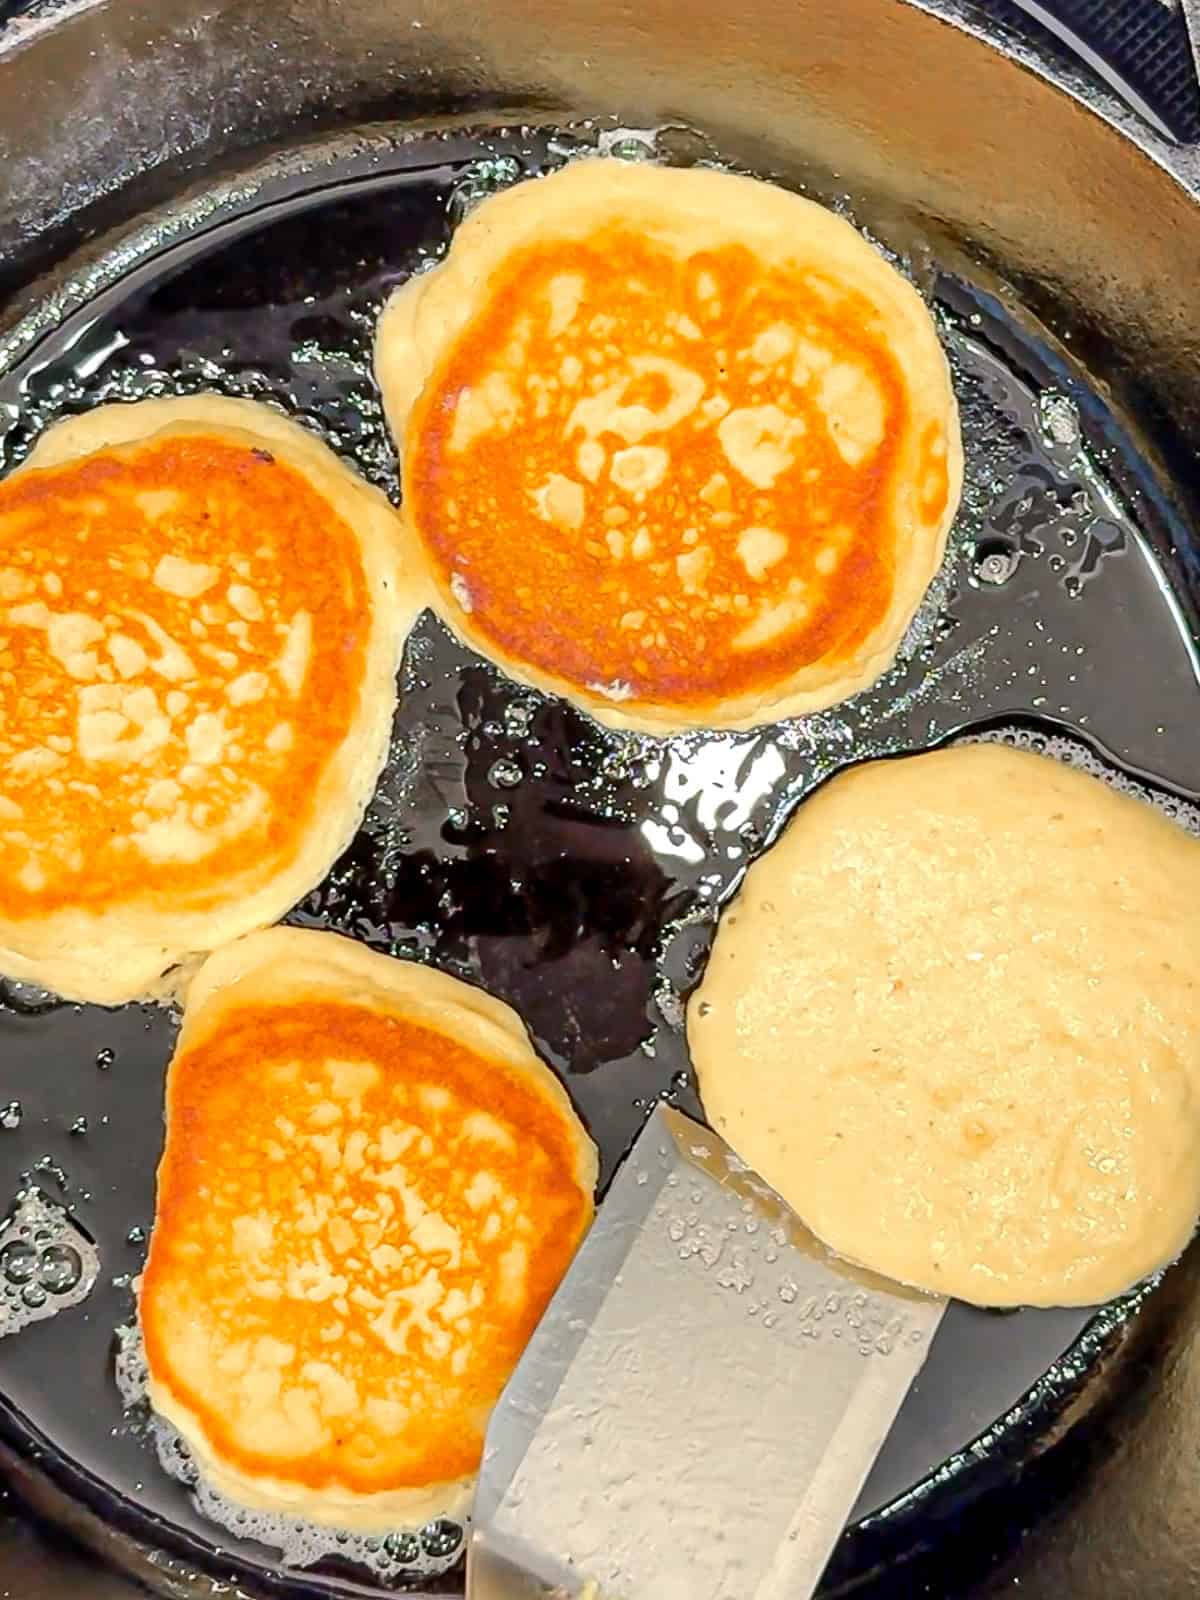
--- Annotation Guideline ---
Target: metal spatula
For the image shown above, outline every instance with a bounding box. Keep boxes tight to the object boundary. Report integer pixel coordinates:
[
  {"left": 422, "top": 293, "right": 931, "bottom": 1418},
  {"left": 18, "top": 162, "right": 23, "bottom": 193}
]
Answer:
[{"left": 466, "top": 1104, "right": 947, "bottom": 1600}]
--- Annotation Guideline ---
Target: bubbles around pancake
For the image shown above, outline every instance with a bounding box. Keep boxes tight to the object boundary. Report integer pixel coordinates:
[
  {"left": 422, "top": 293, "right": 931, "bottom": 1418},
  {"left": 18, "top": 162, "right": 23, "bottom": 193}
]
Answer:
[
  {"left": 964, "top": 722, "right": 1200, "bottom": 838},
  {"left": 114, "top": 1323, "right": 465, "bottom": 1583},
  {"left": 0, "top": 1187, "right": 98, "bottom": 1337}
]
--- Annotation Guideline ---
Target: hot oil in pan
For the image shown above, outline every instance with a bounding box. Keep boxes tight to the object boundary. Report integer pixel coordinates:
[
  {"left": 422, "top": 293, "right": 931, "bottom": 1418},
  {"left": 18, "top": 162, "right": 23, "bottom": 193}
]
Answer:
[{"left": 0, "top": 123, "right": 1198, "bottom": 1596}]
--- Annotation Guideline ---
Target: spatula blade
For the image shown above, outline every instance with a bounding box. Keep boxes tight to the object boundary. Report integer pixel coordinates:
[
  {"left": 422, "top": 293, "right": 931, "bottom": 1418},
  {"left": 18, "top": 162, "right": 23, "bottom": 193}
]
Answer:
[{"left": 467, "top": 1103, "right": 946, "bottom": 1600}]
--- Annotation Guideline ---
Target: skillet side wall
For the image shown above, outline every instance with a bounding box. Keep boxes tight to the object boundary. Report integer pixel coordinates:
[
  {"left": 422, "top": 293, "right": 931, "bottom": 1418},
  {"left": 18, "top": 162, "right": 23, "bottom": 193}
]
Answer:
[{"left": 3, "top": 0, "right": 1200, "bottom": 490}]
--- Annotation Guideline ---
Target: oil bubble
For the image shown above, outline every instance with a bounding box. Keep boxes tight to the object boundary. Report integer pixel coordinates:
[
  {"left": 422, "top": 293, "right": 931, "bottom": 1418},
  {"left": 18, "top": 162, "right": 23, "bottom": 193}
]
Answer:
[
  {"left": 502, "top": 701, "right": 535, "bottom": 738},
  {"left": 966, "top": 725, "right": 1200, "bottom": 839},
  {"left": 421, "top": 1520, "right": 463, "bottom": 1559},
  {"left": 971, "top": 539, "right": 1020, "bottom": 586},
  {"left": 1, "top": 1240, "right": 38, "bottom": 1285},
  {"left": 39, "top": 1243, "right": 83, "bottom": 1294},
  {"left": 487, "top": 757, "right": 523, "bottom": 789},
  {"left": 384, "top": 1531, "right": 423, "bottom": 1564},
  {"left": 0, "top": 1190, "right": 99, "bottom": 1334}
]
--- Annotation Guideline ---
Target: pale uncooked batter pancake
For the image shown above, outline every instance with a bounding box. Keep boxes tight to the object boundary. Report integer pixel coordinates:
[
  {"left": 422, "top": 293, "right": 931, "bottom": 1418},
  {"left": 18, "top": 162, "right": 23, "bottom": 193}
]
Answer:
[
  {"left": 688, "top": 744, "right": 1200, "bottom": 1307},
  {"left": 376, "top": 158, "right": 962, "bottom": 732},
  {"left": 139, "top": 928, "right": 597, "bottom": 1529},
  {"left": 0, "top": 396, "right": 418, "bottom": 1003}
]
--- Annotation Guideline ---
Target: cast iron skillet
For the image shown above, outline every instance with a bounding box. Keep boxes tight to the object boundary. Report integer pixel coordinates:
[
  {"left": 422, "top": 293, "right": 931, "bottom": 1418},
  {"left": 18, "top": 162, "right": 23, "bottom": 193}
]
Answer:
[{"left": 1, "top": 1, "right": 1200, "bottom": 1596}]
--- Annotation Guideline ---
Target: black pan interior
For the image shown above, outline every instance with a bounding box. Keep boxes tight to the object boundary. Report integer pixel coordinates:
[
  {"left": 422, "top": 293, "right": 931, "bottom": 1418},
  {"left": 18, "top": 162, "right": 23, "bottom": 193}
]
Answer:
[{"left": 0, "top": 121, "right": 1199, "bottom": 1597}]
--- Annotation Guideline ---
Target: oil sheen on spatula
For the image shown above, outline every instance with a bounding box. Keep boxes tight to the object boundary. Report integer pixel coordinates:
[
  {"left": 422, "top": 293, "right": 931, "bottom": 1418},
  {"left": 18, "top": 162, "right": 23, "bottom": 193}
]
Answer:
[{"left": 467, "top": 1104, "right": 947, "bottom": 1600}]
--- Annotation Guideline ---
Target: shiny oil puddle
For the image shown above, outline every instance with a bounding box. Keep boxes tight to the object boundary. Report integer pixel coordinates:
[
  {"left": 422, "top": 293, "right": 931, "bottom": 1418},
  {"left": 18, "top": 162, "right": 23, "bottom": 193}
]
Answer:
[{"left": 0, "top": 121, "right": 1197, "bottom": 1597}]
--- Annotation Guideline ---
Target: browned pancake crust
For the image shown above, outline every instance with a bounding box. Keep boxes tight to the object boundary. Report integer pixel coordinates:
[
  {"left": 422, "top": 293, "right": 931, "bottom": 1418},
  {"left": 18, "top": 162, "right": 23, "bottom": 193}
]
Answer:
[
  {"left": 0, "top": 434, "right": 367, "bottom": 916},
  {"left": 406, "top": 227, "right": 951, "bottom": 711},
  {"left": 141, "top": 998, "right": 593, "bottom": 1498}
]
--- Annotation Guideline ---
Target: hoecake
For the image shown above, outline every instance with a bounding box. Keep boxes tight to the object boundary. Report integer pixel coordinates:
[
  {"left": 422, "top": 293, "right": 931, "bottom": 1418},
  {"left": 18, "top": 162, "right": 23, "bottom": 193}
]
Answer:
[
  {"left": 688, "top": 743, "right": 1200, "bottom": 1308},
  {"left": 376, "top": 158, "right": 962, "bottom": 733},
  {"left": 0, "top": 396, "right": 419, "bottom": 1004},
  {"left": 139, "top": 927, "right": 597, "bottom": 1530}
]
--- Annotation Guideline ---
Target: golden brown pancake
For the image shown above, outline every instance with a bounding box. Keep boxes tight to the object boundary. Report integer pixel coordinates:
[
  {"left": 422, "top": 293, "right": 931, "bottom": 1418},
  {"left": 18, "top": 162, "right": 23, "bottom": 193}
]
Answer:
[
  {"left": 140, "top": 928, "right": 597, "bottom": 1529},
  {"left": 0, "top": 396, "right": 418, "bottom": 1003},
  {"left": 689, "top": 743, "right": 1200, "bottom": 1307},
  {"left": 376, "top": 159, "right": 962, "bottom": 732}
]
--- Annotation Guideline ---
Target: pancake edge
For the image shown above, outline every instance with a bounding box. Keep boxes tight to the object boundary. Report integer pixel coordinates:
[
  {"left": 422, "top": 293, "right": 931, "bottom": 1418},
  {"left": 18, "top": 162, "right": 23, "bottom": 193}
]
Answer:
[
  {"left": 375, "top": 158, "right": 964, "bottom": 733},
  {"left": 0, "top": 395, "right": 429, "bottom": 1004},
  {"left": 687, "top": 743, "right": 1200, "bottom": 1307},
  {"left": 140, "top": 925, "right": 597, "bottom": 1528}
]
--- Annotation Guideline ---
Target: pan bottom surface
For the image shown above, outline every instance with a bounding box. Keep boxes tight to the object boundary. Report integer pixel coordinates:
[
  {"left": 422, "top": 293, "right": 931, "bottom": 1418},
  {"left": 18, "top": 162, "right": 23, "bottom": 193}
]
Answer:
[{"left": 0, "top": 121, "right": 1198, "bottom": 1597}]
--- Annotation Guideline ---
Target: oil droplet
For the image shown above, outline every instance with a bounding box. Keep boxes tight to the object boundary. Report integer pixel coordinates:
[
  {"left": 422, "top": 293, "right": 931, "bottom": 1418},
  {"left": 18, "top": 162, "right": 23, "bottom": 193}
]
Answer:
[
  {"left": 971, "top": 539, "right": 1020, "bottom": 586},
  {"left": 1, "top": 1189, "right": 100, "bottom": 1334},
  {"left": 0, "top": 1240, "right": 38, "bottom": 1285},
  {"left": 488, "top": 757, "right": 523, "bottom": 789},
  {"left": 421, "top": 1520, "right": 462, "bottom": 1559},
  {"left": 602, "top": 133, "right": 657, "bottom": 162},
  {"left": 39, "top": 1243, "right": 82, "bottom": 1294},
  {"left": 384, "top": 1532, "right": 422, "bottom": 1564},
  {"left": 448, "top": 154, "right": 524, "bottom": 224},
  {"left": 31, "top": 1154, "right": 69, "bottom": 1189},
  {"left": 502, "top": 702, "right": 534, "bottom": 738},
  {"left": 1038, "top": 391, "right": 1081, "bottom": 447}
]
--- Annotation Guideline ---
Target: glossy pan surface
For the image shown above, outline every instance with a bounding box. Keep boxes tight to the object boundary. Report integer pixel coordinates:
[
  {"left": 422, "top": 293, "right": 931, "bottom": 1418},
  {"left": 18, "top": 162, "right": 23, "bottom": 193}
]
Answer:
[{"left": 0, "top": 2, "right": 1199, "bottom": 1596}]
